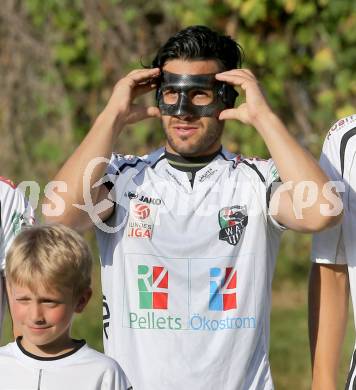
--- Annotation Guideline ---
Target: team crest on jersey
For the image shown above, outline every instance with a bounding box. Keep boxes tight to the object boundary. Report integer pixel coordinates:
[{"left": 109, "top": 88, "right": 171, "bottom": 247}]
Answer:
[
  {"left": 11, "top": 210, "right": 34, "bottom": 235},
  {"left": 218, "top": 205, "right": 248, "bottom": 246}
]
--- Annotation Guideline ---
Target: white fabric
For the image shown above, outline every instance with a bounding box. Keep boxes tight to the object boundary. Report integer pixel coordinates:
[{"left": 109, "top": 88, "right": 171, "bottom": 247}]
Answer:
[
  {"left": 0, "top": 177, "right": 34, "bottom": 336},
  {"left": 0, "top": 340, "right": 128, "bottom": 390},
  {"left": 311, "top": 114, "right": 356, "bottom": 388},
  {"left": 96, "top": 147, "right": 284, "bottom": 390}
]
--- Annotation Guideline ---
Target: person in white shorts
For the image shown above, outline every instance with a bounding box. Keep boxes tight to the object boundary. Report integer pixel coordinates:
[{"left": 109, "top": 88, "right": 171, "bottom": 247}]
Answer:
[
  {"left": 0, "top": 224, "right": 129, "bottom": 389},
  {"left": 0, "top": 176, "right": 34, "bottom": 337},
  {"left": 310, "top": 114, "right": 356, "bottom": 389},
  {"left": 46, "top": 25, "right": 341, "bottom": 389}
]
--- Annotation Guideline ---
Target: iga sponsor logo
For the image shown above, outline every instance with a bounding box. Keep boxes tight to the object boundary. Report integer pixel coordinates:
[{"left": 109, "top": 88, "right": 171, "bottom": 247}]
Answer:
[
  {"left": 127, "top": 202, "right": 155, "bottom": 239},
  {"left": 133, "top": 204, "right": 150, "bottom": 220},
  {"left": 209, "top": 267, "right": 237, "bottom": 311},
  {"left": 138, "top": 265, "right": 168, "bottom": 309},
  {"left": 218, "top": 205, "right": 248, "bottom": 246}
]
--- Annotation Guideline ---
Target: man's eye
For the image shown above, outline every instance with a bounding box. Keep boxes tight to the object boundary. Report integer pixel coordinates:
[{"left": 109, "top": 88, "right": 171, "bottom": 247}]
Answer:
[
  {"left": 190, "top": 90, "right": 214, "bottom": 105},
  {"left": 163, "top": 89, "right": 178, "bottom": 96},
  {"left": 162, "top": 89, "right": 179, "bottom": 104},
  {"left": 193, "top": 90, "right": 207, "bottom": 96}
]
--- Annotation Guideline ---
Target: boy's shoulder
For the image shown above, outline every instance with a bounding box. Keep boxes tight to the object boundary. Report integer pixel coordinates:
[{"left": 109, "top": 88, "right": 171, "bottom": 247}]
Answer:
[
  {"left": 78, "top": 345, "right": 130, "bottom": 388},
  {"left": 0, "top": 342, "right": 20, "bottom": 368},
  {"left": 0, "top": 341, "right": 116, "bottom": 368},
  {"left": 0, "top": 341, "right": 15, "bottom": 356},
  {"left": 82, "top": 344, "right": 120, "bottom": 369}
]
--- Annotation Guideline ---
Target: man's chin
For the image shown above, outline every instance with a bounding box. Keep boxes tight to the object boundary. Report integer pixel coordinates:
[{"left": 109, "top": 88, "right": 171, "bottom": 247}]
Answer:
[{"left": 167, "top": 144, "right": 201, "bottom": 157}]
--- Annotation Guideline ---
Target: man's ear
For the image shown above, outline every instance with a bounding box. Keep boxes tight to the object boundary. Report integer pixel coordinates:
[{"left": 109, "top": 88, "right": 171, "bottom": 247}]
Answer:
[{"left": 74, "top": 287, "right": 92, "bottom": 313}]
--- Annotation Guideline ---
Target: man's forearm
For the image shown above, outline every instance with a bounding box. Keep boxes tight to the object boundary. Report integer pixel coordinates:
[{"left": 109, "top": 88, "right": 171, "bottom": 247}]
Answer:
[
  {"left": 253, "top": 111, "right": 325, "bottom": 187},
  {"left": 309, "top": 263, "right": 349, "bottom": 390},
  {"left": 253, "top": 110, "right": 342, "bottom": 229}
]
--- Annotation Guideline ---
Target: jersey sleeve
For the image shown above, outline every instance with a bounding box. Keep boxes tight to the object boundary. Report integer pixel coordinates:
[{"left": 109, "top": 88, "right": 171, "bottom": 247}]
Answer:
[
  {"left": 312, "top": 223, "right": 346, "bottom": 264},
  {"left": 102, "top": 153, "right": 143, "bottom": 205},
  {"left": 264, "top": 160, "right": 286, "bottom": 231},
  {"left": 312, "top": 119, "right": 345, "bottom": 264},
  {"left": 319, "top": 130, "right": 342, "bottom": 181},
  {"left": 0, "top": 180, "right": 35, "bottom": 271}
]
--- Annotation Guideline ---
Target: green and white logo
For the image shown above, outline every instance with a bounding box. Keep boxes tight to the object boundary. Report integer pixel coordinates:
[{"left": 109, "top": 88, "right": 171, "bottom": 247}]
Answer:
[{"left": 218, "top": 205, "right": 248, "bottom": 246}]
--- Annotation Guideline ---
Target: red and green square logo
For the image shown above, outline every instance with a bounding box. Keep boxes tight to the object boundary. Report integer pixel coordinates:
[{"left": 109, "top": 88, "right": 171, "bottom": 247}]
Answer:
[{"left": 138, "top": 265, "right": 168, "bottom": 309}]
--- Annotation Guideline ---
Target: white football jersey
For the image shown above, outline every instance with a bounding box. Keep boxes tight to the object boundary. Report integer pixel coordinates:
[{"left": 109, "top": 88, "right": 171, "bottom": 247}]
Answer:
[
  {"left": 96, "top": 147, "right": 285, "bottom": 390},
  {"left": 0, "top": 339, "right": 129, "bottom": 389},
  {"left": 312, "top": 114, "right": 356, "bottom": 388},
  {"left": 0, "top": 177, "right": 34, "bottom": 336}
]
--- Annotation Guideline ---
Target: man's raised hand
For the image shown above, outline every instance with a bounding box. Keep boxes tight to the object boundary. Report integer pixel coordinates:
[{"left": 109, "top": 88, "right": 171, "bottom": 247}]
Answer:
[
  {"left": 103, "top": 68, "right": 161, "bottom": 134},
  {"left": 216, "top": 69, "right": 272, "bottom": 127}
]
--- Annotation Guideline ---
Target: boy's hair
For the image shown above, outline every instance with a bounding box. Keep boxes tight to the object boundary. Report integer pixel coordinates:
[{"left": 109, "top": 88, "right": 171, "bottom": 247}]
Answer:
[
  {"left": 5, "top": 224, "right": 92, "bottom": 298},
  {"left": 151, "top": 25, "right": 243, "bottom": 71}
]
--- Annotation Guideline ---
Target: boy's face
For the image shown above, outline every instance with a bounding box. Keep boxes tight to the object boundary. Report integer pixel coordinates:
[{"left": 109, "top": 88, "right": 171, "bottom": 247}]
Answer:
[
  {"left": 7, "top": 282, "right": 90, "bottom": 356},
  {"left": 161, "top": 59, "right": 225, "bottom": 157}
]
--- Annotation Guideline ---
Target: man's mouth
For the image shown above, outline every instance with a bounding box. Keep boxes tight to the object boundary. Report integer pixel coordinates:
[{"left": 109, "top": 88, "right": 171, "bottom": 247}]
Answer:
[{"left": 173, "top": 124, "right": 199, "bottom": 136}]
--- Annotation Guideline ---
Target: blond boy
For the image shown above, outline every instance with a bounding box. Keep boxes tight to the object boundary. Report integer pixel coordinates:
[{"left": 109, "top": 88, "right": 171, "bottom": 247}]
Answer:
[{"left": 0, "top": 224, "right": 129, "bottom": 390}]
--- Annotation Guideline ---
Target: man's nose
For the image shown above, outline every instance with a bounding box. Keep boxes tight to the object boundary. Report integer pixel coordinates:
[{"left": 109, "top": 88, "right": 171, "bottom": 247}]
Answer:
[{"left": 174, "top": 93, "right": 192, "bottom": 117}]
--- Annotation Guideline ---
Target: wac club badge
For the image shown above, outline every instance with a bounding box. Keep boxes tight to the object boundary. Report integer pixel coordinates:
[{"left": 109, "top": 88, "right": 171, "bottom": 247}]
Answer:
[{"left": 218, "top": 205, "right": 248, "bottom": 246}]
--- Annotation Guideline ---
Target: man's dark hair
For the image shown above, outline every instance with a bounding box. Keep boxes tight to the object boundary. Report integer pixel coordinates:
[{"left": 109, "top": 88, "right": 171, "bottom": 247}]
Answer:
[{"left": 151, "top": 25, "right": 243, "bottom": 71}]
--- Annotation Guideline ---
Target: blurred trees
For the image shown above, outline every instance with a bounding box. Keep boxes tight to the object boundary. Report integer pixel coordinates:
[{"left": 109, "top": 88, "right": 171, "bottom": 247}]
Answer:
[{"left": 0, "top": 0, "right": 355, "bottom": 278}]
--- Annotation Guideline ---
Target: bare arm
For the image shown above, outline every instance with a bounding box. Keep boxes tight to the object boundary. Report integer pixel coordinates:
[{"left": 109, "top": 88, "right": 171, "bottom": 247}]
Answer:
[
  {"left": 309, "top": 263, "right": 349, "bottom": 390},
  {"left": 216, "top": 69, "right": 342, "bottom": 232},
  {"left": 43, "top": 68, "right": 160, "bottom": 232}
]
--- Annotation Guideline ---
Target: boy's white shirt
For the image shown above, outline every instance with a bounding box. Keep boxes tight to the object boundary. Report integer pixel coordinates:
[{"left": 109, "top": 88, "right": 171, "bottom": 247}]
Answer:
[{"left": 0, "top": 339, "right": 129, "bottom": 390}]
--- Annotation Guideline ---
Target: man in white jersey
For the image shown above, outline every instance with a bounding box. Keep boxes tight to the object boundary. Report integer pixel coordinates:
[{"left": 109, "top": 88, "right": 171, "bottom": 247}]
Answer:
[
  {"left": 309, "top": 114, "right": 356, "bottom": 390},
  {"left": 0, "top": 176, "right": 34, "bottom": 337},
  {"left": 45, "top": 26, "right": 341, "bottom": 389}
]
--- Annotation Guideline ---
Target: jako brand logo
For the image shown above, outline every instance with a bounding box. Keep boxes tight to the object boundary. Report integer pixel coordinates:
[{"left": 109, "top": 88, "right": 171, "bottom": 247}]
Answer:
[
  {"left": 127, "top": 191, "right": 162, "bottom": 205},
  {"left": 209, "top": 267, "right": 237, "bottom": 311},
  {"left": 138, "top": 265, "right": 168, "bottom": 309},
  {"left": 133, "top": 204, "right": 150, "bottom": 220}
]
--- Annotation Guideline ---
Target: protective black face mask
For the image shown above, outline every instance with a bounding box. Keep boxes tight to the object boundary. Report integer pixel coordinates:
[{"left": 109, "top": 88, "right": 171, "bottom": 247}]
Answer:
[{"left": 156, "top": 71, "right": 238, "bottom": 117}]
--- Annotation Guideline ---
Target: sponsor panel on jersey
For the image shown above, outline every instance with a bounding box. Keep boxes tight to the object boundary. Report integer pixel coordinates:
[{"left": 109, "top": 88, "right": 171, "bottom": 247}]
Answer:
[
  {"left": 127, "top": 201, "right": 158, "bottom": 239},
  {"left": 138, "top": 265, "right": 168, "bottom": 309},
  {"left": 209, "top": 267, "right": 237, "bottom": 311},
  {"left": 127, "top": 262, "right": 182, "bottom": 330},
  {"left": 123, "top": 255, "right": 256, "bottom": 332}
]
